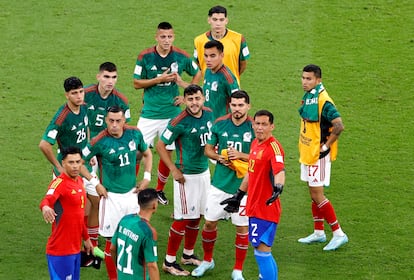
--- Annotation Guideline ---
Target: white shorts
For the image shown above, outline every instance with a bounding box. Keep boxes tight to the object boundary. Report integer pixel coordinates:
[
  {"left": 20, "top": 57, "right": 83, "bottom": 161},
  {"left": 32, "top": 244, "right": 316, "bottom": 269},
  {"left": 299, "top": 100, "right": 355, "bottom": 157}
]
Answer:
[
  {"left": 204, "top": 186, "right": 248, "bottom": 226},
  {"left": 173, "top": 169, "right": 210, "bottom": 220},
  {"left": 301, "top": 152, "right": 332, "bottom": 187},
  {"left": 83, "top": 170, "right": 99, "bottom": 197},
  {"left": 137, "top": 117, "right": 175, "bottom": 150},
  {"left": 98, "top": 188, "right": 140, "bottom": 237}
]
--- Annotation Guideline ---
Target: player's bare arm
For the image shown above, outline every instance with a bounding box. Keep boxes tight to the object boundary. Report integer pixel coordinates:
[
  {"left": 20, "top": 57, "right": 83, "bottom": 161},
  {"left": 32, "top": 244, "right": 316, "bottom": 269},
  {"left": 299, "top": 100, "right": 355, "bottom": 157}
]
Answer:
[
  {"left": 239, "top": 60, "right": 247, "bottom": 76},
  {"left": 135, "top": 148, "right": 153, "bottom": 192},
  {"left": 39, "top": 140, "right": 64, "bottom": 174},
  {"left": 323, "top": 117, "right": 344, "bottom": 149},
  {"left": 156, "top": 140, "right": 185, "bottom": 184}
]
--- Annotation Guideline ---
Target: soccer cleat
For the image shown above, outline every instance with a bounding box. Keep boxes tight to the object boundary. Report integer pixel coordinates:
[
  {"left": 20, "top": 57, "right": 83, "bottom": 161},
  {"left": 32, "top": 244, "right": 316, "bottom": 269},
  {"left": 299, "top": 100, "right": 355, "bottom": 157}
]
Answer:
[
  {"left": 162, "top": 260, "right": 190, "bottom": 276},
  {"left": 323, "top": 234, "right": 348, "bottom": 251},
  {"left": 231, "top": 269, "right": 245, "bottom": 280},
  {"left": 181, "top": 254, "right": 201, "bottom": 266},
  {"left": 157, "top": 191, "right": 169, "bottom": 205},
  {"left": 191, "top": 260, "right": 215, "bottom": 277},
  {"left": 298, "top": 233, "right": 327, "bottom": 244}
]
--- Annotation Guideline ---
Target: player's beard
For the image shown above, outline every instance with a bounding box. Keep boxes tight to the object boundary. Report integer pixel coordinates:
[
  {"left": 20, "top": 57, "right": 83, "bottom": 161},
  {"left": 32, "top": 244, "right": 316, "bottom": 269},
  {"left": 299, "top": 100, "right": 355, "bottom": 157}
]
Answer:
[
  {"left": 187, "top": 105, "right": 202, "bottom": 117},
  {"left": 233, "top": 112, "right": 245, "bottom": 120}
]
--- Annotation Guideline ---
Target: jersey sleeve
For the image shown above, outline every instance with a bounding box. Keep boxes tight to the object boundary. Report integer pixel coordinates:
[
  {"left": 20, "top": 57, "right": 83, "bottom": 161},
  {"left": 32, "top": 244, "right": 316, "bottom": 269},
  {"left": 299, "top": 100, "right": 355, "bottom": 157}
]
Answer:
[
  {"left": 42, "top": 118, "right": 61, "bottom": 145},
  {"left": 270, "top": 140, "right": 285, "bottom": 175},
  {"left": 322, "top": 101, "right": 341, "bottom": 122},
  {"left": 133, "top": 56, "right": 146, "bottom": 80},
  {"left": 82, "top": 142, "right": 98, "bottom": 162},
  {"left": 39, "top": 177, "right": 63, "bottom": 210},
  {"left": 240, "top": 35, "right": 250, "bottom": 61},
  {"left": 207, "top": 123, "right": 219, "bottom": 146},
  {"left": 160, "top": 123, "right": 182, "bottom": 145},
  {"left": 135, "top": 130, "right": 148, "bottom": 152},
  {"left": 183, "top": 57, "right": 200, "bottom": 77}
]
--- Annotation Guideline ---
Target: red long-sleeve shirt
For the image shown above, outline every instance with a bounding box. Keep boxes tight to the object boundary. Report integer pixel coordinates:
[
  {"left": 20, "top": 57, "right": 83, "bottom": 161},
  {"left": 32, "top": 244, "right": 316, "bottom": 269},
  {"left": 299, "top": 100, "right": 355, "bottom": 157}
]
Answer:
[{"left": 40, "top": 173, "right": 89, "bottom": 255}]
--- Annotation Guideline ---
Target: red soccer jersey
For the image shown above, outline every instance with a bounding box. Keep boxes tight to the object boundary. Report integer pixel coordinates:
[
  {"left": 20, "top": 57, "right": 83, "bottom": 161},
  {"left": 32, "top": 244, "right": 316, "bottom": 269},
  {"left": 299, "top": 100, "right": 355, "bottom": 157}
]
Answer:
[
  {"left": 39, "top": 173, "right": 89, "bottom": 256},
  {"left": 246, "top": 136, "right": 285, "bottom": 223}
]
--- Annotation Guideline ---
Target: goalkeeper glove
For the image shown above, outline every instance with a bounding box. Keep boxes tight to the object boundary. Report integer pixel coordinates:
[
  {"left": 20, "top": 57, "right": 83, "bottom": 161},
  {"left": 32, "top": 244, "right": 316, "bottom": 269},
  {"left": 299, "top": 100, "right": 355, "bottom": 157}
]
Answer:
[
  {"left": 220, "top": 189, "right": 246, "bottom": 213},
  {"left": 266, "top": 183, "right": 283, "bottom": 205}
]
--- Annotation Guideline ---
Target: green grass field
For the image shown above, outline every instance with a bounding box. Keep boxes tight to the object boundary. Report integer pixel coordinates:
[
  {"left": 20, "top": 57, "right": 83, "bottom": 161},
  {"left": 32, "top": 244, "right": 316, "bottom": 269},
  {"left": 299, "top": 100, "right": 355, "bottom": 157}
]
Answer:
[{"left": 1, "top": 0, "right": 413, "bottom": 279}]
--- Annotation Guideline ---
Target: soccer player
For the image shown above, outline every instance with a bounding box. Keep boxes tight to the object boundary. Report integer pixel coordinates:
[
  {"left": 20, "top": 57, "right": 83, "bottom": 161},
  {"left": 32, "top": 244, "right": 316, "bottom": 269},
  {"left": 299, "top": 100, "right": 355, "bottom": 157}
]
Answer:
[
  {"left": 83, "top": 62, "right": 131, "bottom": 247},
  {"left": 39, "top": 77, "right": 88, "bottom": 177},
  {"left": 221, "top": 110, "right": 286, "bottom": 280},
  {"left": 133, "top": 21, "right": 201, "bottom": 205},
  {"left": 82, "top": 106, "right": 153, "bottom": 280},
  {"left": 194, "top": 5, "right": 250, "bottom": 85},
  {"left": 297, "top": 64, "right": 348, "bottom": 251},
  {"left": 203, "top": 40, "right": 240, "bottom": 121},
  {"left": 191, "top": 90, "right": 254, "bottom": 280},
  {"left": 110, "top": 188, "right": 160, "bottom": 280},
  {"left": 156, "top": 84, "right": 213, "bottom": 276},
  {"left": 40, "top": 146, "right": 93, "bottom": 280}
]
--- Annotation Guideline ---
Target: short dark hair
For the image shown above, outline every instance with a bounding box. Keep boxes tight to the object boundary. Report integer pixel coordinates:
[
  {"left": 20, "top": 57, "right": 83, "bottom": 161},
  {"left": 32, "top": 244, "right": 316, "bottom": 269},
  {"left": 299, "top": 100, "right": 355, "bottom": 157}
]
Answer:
[
  {"left": 99, "top": 62, "right": 117, "bottom": 72},
  {"left": 254, "top": 110, "right": 274, "bottom": 124},
  {"left": 61, "top": 146, "right": 81, "bottom": 160},
  {"left": 204, "top": 40, "right": 224, "bottom": 53},
  {"left": 184, "top": 84, "right": 203, "bottom": 97},
  {"left": 208, "top": 5, "right": 227, "bottom": 17},
  {"left": 107, "top": 105, "right": 124, "bottom": 114},
  {"left": 303, "top": 64, "right": 322, "bottom": 78},
  {"left": 158, "top": 21, "right": 173, "bottom": 30},
  {"left": 231, "top": 90, "right": 250, "bottom": 104},
  {"left": 64, "top": 77, "right": 83, "bottom": 92},
  {"left": 138, "top": 188, "right": 158, "bottom": 209}
]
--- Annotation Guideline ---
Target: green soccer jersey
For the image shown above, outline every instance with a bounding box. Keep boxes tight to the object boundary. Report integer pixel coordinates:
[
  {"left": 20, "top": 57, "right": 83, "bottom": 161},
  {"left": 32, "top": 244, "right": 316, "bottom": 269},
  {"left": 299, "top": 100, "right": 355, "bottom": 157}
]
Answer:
[
  {"left": 82, "top": 126, "right": 148, "bottom": 193},
  {"left": 111, "top": 214, "right": 158, "bottom": 280},
  {"left": 42, "top": 104, "right": 89, "bottom": 175},
  {"left": 84, "top": 84, "right": 130, "bottom": 138},
  {"left": 133, "top": 46, "right": 199, "bottom": 119},
  {"left": 208, "top": 114, "right": 255, "bottom": 194},
  {"left": 160, "top": 108, "right": 213, "bottom": 174},
  {"left": 203, "top": 65, "right": 240, "bottom": 121}
]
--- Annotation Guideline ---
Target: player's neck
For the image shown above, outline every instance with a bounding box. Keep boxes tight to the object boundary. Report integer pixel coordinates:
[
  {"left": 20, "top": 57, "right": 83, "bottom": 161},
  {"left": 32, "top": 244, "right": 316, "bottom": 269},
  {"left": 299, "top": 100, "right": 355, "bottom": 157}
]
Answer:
[
  {"left": 98, "top": 84, "right": 111, "bottom": 99},
  {"left": 212, "top": 29, "right": 227, "bottom": 40},
  {"left": 67, "top": 102, "right": 81, "bottom": 114},
  {"left": 211, "top": 63, "right": 223, "bottom": 73},
  {"left": 232, "top": 116, "right": 247, "bottom": 126},
  {"left": 156, "top": 45, "right": 170, "bottom": 57}
]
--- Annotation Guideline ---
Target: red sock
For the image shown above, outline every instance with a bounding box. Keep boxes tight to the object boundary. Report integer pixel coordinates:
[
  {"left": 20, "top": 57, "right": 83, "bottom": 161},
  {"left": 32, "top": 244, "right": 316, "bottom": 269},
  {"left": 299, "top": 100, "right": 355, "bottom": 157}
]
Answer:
[
  {"left": 166, "top": 220, "right": 188, "bottom": 256},
  {"left": 156, "top": 160, "right": 170, "bottom": 191},
  {"left": 318, "top": 199, "right": 340, "bottom": 232},
  {"left": 234, "top": 232, "right": 248, "bottom": 270},
  {"left": 201, "top": 227, "right": 217, "bottom": 262},
  {"left": 88, "top": 226, "right": 99, "bottom": 247},
  {"left": 184, "top": 218, "right": 201, "bottom": 253},
  {"left": 104, "top": 239, "right": 117, "bottom": 280},
  {"left": 312, "top": 201, "right": 324, "bottom": 230}
]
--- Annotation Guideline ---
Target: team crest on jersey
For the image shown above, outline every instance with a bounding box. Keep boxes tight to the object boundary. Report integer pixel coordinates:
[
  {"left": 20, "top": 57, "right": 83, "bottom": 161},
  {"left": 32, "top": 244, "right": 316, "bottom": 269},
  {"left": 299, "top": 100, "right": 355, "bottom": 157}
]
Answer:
[
  {"left": 128, "top": 140, "right": 137, "bottom": 151},
  {"left": 243, "top": 132, "right": 252, "bottom": 142},
  {"left": 211, "top": 81, "right": 218, "bottom": 91}
]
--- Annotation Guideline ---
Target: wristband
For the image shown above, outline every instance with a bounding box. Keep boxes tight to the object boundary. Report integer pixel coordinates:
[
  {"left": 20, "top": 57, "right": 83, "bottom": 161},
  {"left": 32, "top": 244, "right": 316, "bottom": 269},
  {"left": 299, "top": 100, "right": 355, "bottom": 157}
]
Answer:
[
  {"left": 143, "top": 171, "right": 151, "bottom": 181},
  {"left": 322, "top": 144, "right": 329, "bottom": 152},
  {"left": 89, "top": 177, "right": 100, "bottom": 188}
]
